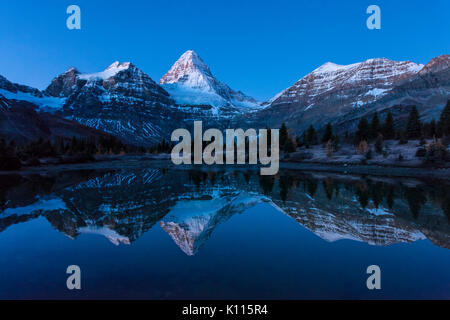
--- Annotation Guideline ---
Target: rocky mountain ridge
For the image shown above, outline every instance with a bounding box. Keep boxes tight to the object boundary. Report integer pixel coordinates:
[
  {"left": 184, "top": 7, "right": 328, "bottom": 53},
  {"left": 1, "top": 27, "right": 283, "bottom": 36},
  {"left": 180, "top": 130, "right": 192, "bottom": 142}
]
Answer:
[
  {"left": 1, "top": 53, "right": 449, "bottom": 145},
  {"left": 252, "top": 55, "right": 449, "bottom": 134}
]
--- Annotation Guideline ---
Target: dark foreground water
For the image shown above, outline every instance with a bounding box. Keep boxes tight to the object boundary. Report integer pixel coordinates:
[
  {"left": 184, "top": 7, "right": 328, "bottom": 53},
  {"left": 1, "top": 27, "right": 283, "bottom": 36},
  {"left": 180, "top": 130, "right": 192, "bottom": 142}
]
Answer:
[{"left": 0, "top": 163, "right": 449, "bottom": 299}]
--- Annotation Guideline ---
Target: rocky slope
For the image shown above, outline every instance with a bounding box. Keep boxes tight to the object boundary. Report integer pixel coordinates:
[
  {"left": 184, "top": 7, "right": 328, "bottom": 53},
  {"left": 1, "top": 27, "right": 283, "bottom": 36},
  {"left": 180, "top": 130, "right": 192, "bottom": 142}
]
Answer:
[
  {"left": 270, "top": 58, "right": 423, "bottom": 108},
  {"left": 44, "top": 62, "right": 181, "bottom": 145},
  {"left": 251, "top": 55, "right": 449, "bottom": 134},
  {"left": 0, "top": 74, "right": 66, "bottom": 112},
  {"left": 332, "top": 55, "right": 450, "bottom": 133},
  {"left": 0, "top": 90, "right": 111, "bottom": 144}
]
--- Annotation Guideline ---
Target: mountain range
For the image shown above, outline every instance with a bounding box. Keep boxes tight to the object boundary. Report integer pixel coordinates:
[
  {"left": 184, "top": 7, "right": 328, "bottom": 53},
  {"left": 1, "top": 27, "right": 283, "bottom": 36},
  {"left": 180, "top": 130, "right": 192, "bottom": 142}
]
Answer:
[
  {"left": 254, "top": 55, "right": 450, "bottom": 134},
  {"left": 1, "top": 51, "right": 449, "bottom": 145}
]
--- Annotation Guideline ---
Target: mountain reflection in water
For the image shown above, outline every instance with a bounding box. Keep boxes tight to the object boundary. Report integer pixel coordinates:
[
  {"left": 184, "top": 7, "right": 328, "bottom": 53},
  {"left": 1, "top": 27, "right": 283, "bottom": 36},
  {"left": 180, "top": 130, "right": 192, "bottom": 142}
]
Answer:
[{"left": 1, "top": 168, "right": 449, "bottom": 255}]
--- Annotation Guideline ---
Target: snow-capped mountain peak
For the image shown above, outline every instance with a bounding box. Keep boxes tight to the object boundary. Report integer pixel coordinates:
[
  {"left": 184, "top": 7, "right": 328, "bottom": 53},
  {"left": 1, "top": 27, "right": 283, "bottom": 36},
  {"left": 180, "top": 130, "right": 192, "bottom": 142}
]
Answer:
[
  {"left": 160, "top": 50, "right": 260, "bottom": 112},
  {"left": 65, "top": 66, "right": 80, "bottom": 74},
  {"left": 256, "top": 56, "right": 439, "bottom": 137},
  {"left": 312, "top": 61, "right": 359, "bottom": 74},
  {"left": 42, "top": 61, "right": 175, "bottom": 145},
  {"left": 308, "top": 58, "right": 423, "bottom": 83},
  {"left": 269, "top": 57, "right": 425, "bottom": 109},
  {"left": 160, "top": 50, "right": 216, "bottom": 91},
  {"left": 161, "top": 50, "right": 210, "bottom": 78}
]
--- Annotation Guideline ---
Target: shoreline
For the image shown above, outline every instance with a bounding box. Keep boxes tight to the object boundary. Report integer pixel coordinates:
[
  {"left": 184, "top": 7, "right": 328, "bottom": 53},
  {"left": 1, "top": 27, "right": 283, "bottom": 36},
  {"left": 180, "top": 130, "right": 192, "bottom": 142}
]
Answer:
[
  {"left": 279, "top": 161, "right": 450, "bottom": 180},
  {"left": 1, "top": 155, "right": 450, "bottom": 180}
]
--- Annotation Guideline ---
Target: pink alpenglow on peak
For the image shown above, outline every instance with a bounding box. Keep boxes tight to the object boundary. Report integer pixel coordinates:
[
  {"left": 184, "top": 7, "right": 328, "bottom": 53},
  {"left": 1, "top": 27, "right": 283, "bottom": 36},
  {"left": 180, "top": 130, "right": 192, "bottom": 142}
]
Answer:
[{"left": 160, "top": 50, "right": 260, "bottom": 111}]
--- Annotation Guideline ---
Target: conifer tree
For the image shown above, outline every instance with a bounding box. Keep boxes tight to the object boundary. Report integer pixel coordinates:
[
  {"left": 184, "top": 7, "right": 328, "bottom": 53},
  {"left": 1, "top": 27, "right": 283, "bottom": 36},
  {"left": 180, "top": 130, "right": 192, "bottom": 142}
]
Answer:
[
  {"left": 280, "top": 123, "right": 288, "bottom": 147},
  {"left": 0, "top": 138, "right": 6, "bottom": 155},
  {"left": 301, "top": 131, "right": 308, "bottom": 147},
  {"left": 406, "top": 106, "right": 422, "bottom": 139},
  {"left": 306, "top": 125, "right": 318, "bottom": 145},
  {"left": 370, "top": 112, "right": 380, "bottom": 140},
  {"left": 356, "top": 117, "right": 369, "bottom": 142},
  {"left": 284, "top": 138, "right": 296, "bottom": 153},
  {"left": 382, "top": 111, "right": 395, "bottom": 140},
  {"left": 438, "top": 100, "right": 450, "bottom": 136},
  {"left": 429, "top": 119, "right": 437, "bottom": 138},
  {"left": 322, "top": 123, "right": 333, "bottom": 143}
]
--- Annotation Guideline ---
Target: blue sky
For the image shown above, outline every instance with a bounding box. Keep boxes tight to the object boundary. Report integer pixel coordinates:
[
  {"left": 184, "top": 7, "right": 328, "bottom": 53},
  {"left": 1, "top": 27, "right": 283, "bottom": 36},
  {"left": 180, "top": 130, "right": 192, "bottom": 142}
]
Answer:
[{"left": 0, "top": 0, "right": 448, "bottom": 101}]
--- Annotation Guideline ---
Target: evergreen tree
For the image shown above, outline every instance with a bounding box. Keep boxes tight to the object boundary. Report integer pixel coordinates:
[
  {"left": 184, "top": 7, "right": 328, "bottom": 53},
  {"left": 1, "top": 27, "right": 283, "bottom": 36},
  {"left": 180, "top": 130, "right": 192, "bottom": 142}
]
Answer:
[
  {"left": 280, "top": 123, "right": 288, "bottom": 147},
  {"left": 382, "top": 111, "right": 395, "bottom": 140},
  {"left": 279, "top": 124, "right": 296, "bottom": 153},
  {"left": 70, "top": 136, "right": 78, "bottom": 154},
  {"left": 301, "top": 131, "right": 307, "bottom": 147},
  {"left": 295, "top": 135, "right": 302, "bottom": 147},
  {"left": 370, "top": 112, "right": 380, "bottom": 140},
  {"left": 406, "top": 106, "right": 422, "bottom": 139},
  {"left": 438, "top": 100, "right": 450, "bottom": 136},
  {"left": 306, "top": 125, "right": 318, "bottom": 145},
  {"left": 0, "top": 137, "right": 21, "bottom": 170},
  {"left": 356, "top": 117, "right": 369, "bottom": 142},
  {"left": 54, "top": 137, "right": 66, "bottom": 155},
  {"left": 429, "top": 119, "right": 437, "bottom": 138},
  {"left": 284, "top": 138, "right": 296, "bottom": 153},
  {"left": 322, "top": 123, "right": 333, "bottom": 143},
  {"left": 0, "top": 138, "right": 6, "bottom": 155},
  {"left": 8, "top": 140, "right": 16, "bottom": 155}
]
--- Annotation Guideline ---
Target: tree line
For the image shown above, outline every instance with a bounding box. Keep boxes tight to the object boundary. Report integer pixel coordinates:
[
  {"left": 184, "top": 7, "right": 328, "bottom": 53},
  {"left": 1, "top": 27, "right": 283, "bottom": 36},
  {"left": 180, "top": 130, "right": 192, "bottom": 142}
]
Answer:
[
  {"left": 276, "top": 100, "right": 450, "bottom": 160},
  {"left": 0, "top": 135, "right": 132, "bottom": 170},
  {"left": 354, "top": 100, "right": 450, "bottom": 143},
  {"left": 280, "top": 100, "right": 450, "bottom": 149}
]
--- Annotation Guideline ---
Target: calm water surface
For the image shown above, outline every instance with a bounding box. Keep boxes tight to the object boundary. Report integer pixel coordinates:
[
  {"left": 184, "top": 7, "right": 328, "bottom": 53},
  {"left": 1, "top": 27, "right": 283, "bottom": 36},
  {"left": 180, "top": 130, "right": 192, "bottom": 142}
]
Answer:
[{"left": 0, "top": 164, "right": 449, "bottom": 299}]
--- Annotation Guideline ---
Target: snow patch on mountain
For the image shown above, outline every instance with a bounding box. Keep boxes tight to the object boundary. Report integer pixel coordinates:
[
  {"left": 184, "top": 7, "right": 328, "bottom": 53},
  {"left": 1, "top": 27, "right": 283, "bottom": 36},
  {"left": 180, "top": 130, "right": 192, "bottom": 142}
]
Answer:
[
  {"left": 162, "top": 84, "right": 227, "bottom": 108},
  {"left": 366, "top": 207, "right": 394, "bottom": 216},
  {"left": 365, "top": 88, "right": 390, "bottom": 98},
  {"left": 313, "top": 61, "right": 359, "bottom": 74},
  {"left": 79, "top": 61, "right": 131, "bottom": 81},
  {"left": 0, "top": 197, "right": 66, "bottom": 218},
  {"left": 0, "top": 74, "right": 66, "bottom": 110},
  {"left": 0, "top": 89, "right": 66, "bottom": 111},
  {"left": 78, "top": 225, "right": 131, "bottom": 245}
]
